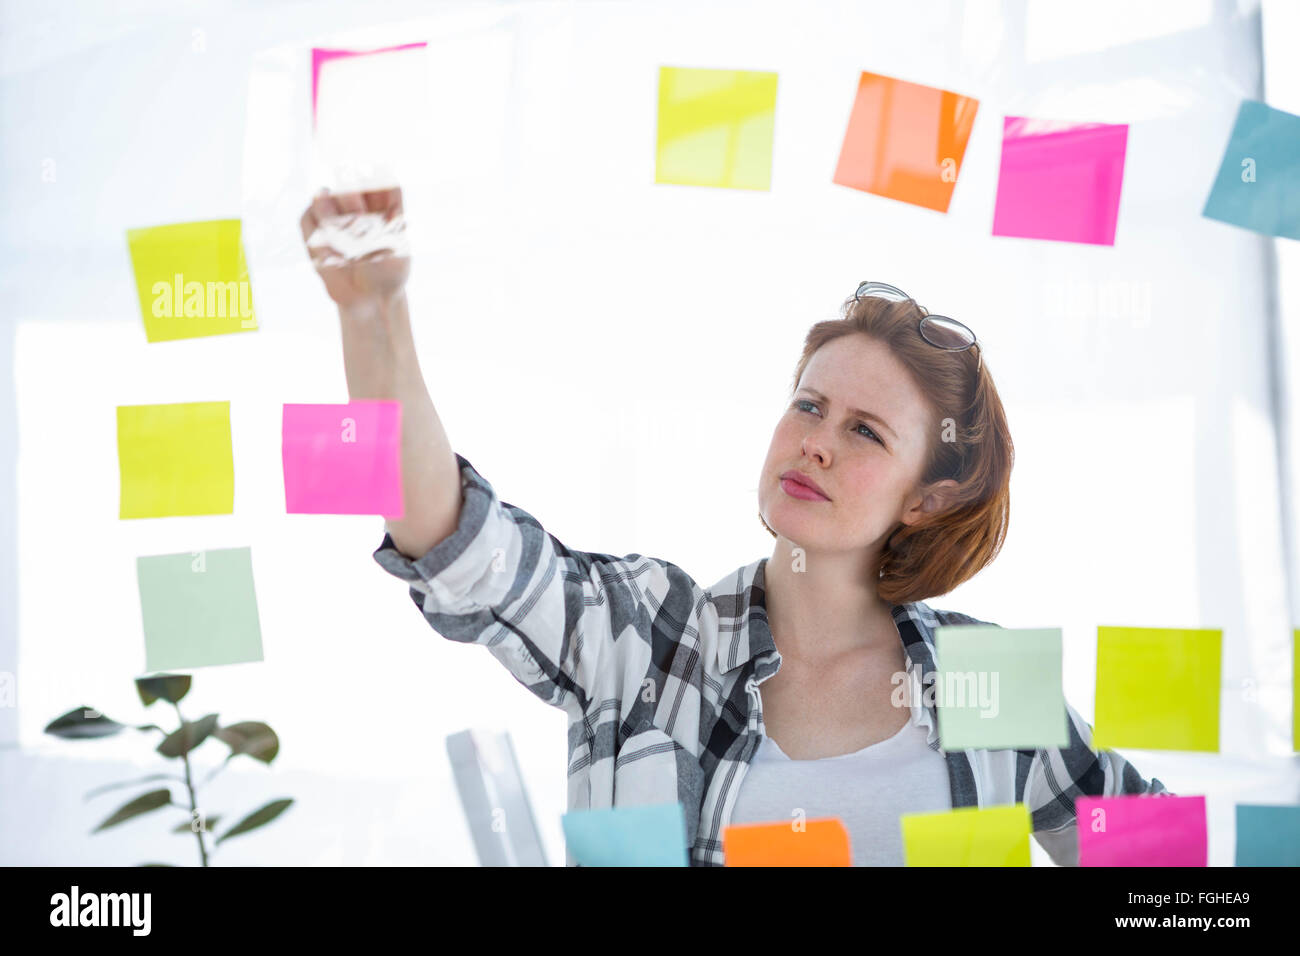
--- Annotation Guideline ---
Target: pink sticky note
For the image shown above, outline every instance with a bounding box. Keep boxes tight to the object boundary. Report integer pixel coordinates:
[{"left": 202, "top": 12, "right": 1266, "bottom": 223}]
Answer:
[
  {"left": 1076, "top": 795, "right": 1207, "bottom": 866},
  {"left": 311, "top": 42, "right": 427, "bottom": 125},
  {"left": 992, "top": 116, "right": 1128, "bottom": 245},
  {"left": 282, "top": 401, "right": 403, "bottom": 517}
]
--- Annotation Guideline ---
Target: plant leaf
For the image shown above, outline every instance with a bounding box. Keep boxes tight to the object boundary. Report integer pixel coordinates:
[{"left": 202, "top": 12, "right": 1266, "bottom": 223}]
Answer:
[
  {"left": 44, "top": 707, "right": 126, "bottom": 739},
  {"left": 213, "top": 721, "right": 279, "bottom": 763},
  {"left": 84, "top": 773, "right": 181, "bottom": 801},
  {"left": 216, "top": 798, "right": 293, "bottom": 845},
  {"left": 135, "top": 675, "right": 191, "bottom": 707},
  {"left": 156, "top": 713, "right": 219, "bottom": 759},
  {"left": 93, "top": 789, "right": 172, "bottom": 832},
  {"left": 171, "top": 815, "right": 221, "bottom": 834}
]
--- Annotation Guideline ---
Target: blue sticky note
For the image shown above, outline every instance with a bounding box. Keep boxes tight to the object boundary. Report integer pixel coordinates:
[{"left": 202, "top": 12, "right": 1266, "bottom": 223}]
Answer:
[
  {"left": 1202, "top": 100, "right": 1300, "bottom": 240},
  {"left": 1235, "top": 804, "right": 1300, "bottom": 866},
  {"left": 561, "top": 802, "right": 689, "bottom": 866}
]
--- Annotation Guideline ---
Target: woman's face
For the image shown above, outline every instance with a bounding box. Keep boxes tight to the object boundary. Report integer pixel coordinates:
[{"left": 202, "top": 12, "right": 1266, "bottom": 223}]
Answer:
[{"left": 759, "top": 333, "right": 943, "bottom": 556}]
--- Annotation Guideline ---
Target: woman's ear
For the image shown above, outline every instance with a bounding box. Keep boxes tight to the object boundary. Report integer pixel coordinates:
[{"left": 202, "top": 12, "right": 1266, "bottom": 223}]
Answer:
[
  {"left": 903, "top": 478, "right": 961, "bottom": 524},
  {"left": 921, "top": 478, "right": 961, "bottom": 514}
]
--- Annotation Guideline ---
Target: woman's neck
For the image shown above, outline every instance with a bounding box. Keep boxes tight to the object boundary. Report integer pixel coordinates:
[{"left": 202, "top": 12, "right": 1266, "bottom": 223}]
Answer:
[{"left": 764, "top": 539, "right": 897, "bottom": 662}]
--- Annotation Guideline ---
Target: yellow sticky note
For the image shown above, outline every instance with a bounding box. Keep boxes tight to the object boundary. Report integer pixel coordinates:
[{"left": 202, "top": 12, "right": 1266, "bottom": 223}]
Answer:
[
  {"left": 901, "top": 804, "right": 1031, "bottom": 866},
  {"left": 118, "top": 402, "right": 234, "bottom": 518},
  {"left": 1293, "top": 629, "right": 1299, "bottom": 752},
  {"left": 655, "top": 66, "right": 778, "bottom": 190},
  {"left": 1094, "top": 626, "right": 1221, "bottom": 752},
  {"left": 125, "top": 219, "right": 258, "bottom": 342}
]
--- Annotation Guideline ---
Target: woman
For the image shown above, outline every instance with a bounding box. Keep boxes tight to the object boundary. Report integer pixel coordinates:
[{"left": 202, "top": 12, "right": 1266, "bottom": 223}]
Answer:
[{"left": 301, "top": 186, "right": 1168, "bottom": 867}]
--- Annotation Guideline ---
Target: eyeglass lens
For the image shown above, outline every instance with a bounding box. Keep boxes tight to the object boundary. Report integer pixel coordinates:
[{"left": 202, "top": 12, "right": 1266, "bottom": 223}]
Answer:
[{"left": 919, "top": 315, "right": 975, "bottom": 349}]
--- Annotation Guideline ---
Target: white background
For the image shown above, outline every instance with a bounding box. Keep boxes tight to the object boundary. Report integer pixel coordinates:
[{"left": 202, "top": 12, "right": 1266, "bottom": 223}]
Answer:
[{"left": 1, "top": 0, "right": 1297, "bottom": 867}]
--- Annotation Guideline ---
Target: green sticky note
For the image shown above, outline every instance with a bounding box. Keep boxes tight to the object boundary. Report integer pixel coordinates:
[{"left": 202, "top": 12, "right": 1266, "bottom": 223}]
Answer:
[
  {"left": 117, "top": 402, "right": 234, "bottom": 518},
  {"left": 125, "top": 219, "right": 258, "bottom": 343},
  {"left": 137, "top": 547, "right": 264, "bottom": 672},
  {"left": 935, "top": 626, "right": 1068, "bottom": 750},
  {"left": 655, "top": 66, "right": 778, "bottom": 190},
  {"left": 901, "top": 804, "right": 1031, "bottom": 866},
  {"left": 1094, "top": 626, "right": 1221, "bottom": 752}
]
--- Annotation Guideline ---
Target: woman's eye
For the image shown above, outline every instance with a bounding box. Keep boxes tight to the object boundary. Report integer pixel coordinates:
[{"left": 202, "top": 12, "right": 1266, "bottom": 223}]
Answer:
[
  {"left": 793, "top": 400, "right": 882, "bottom": 445},
  {"left": 855, "top": 423, "right": 882, "bottom": 444}
]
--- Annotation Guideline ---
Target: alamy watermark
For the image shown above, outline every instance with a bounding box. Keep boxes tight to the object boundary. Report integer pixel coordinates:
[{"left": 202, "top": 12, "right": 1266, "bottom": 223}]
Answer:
[
  {"left": 891, "top": 666, "right": 1000, "bottom": 718},
  {"left": 150, "top": 273, "right": 255, "bottom": 328}
]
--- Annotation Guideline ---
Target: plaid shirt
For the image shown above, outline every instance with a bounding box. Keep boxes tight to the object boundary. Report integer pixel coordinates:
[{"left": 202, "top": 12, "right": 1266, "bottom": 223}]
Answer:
[{"left": 373, "top": 453, "right": 1170, "bottom": 866}]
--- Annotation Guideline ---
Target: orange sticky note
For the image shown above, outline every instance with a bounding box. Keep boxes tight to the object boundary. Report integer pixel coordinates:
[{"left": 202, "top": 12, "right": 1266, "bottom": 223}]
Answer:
[
  {"left": 722, "top": 818, "right": 850, "bottom": 866},
  {"left": 833, "top": 71, "right": 979, "bottom": 213}
]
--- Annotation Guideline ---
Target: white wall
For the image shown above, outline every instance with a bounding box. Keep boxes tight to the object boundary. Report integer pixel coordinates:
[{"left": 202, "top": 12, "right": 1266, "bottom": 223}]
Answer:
[{"left": 2, "top": 0, "right": 1295, "bottom": 866}]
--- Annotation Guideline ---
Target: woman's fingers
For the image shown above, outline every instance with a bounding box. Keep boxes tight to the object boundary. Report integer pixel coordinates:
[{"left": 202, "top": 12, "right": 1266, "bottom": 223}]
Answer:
[
  {"left": 301, "top": 185, "right": 409, "bottom": 299},
  {"left": 303, "top": 186, "right": 401, "bottom": 235},
  {"left": 299, "top": 205, "right": 319, "bottom": 243},
  {"left": 363, "top": 186, "right": 403, "bottom": 218},
  {"left": 334, "top": 190, "right": 367, "bottom": 215},
  {"left": 310, "top": 190, "right": 343, "bottom": 224}
]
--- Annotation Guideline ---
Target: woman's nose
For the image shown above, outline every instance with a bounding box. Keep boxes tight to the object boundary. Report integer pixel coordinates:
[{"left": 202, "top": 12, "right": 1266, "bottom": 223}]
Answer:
[{"left": 801, "top": 425, "right": 831, "bottom": 463}]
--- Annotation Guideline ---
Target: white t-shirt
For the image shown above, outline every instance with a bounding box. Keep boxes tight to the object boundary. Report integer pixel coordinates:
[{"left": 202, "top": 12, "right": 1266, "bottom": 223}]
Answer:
[{"left": 728, "top": 711, "right": 952, "bottom": 866}]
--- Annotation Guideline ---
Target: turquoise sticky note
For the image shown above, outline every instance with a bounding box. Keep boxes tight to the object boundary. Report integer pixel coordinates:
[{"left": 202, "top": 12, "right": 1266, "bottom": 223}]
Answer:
[
  {"left": 137, "top": 547, "right": 264, "bottom": 672},
  {"left": 561, "top": 802, "right": 689, "bottom": 866},
  {"left": 935, "top": 626, "right": 1068, "bottom": 750},
  {"left": 1235, "top": 804, "right": 1300, "bottom": 866},
  {"left": 1203, "top": 100, "right": 1300, "bottom": 240}
]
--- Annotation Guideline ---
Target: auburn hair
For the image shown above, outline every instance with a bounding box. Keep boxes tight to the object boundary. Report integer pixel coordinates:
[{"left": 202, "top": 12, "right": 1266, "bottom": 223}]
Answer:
[{"left": 764, "top": 291, "right": 1014, "bottom": 604}]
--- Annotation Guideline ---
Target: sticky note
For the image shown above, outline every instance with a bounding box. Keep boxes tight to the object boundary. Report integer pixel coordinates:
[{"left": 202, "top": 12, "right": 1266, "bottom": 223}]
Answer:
[
  {"left": 934, "top": 626, "right": 1068, "bottom": 750},
  {"left": 282, "top": 401, "right": 403, "bottom": 517},
  {"left": 1202, "top": 100, "right": 1300, "bottom": 240},
  {"left": 1077, "top": 795, "right": 1206, "bottom": 866},
  {"left": 901, "top": 804, "right": 1031, "bottom": 866},
  {"left": 312, "top": 42, "right": 429, "bottom": 190},
  {"left": 723, "top": 818, "right": 850, "bottom": 866},
  {"left": 655, "top": 66, "right": 778, "bottom": 190},
  {"left": 833, "top": 71, "right": 979, "bottom": 213},
  {"left": 117, "top": 402, "right": 234, "bottom": 519},
  {"left": 1293, "top": 629, "right": 1299, "bottom": 752},
  {"left": 137, "top": 547, "right": 264, "bottom": 672},
  {"left": 311, "top": 42, "right": 427, "bottom": 125},
  {"left": 1094, "top": 626, "right": 1221, "bottom": 752},
  {"left": 125, "top": 220, "right": 257, "bottom": 342},
  {"left": 992, "top": 116, "right": 1128, "bottom": 245},
  {"left": 561, "top": 802, "right": 688, "bottom": 866},
  {"left": 1235, "top": 804, "right": 1300, "bottom": 866}
]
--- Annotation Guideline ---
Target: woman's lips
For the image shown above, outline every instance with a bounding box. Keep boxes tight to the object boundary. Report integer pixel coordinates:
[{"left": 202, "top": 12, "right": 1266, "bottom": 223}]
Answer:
[{"left": 780, "top": 476, "right": 829, "bottom": 501}]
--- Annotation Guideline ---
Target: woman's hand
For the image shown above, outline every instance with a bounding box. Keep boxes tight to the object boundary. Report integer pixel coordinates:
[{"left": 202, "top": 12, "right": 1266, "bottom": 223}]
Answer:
[{"left": 299, "top": 186, "right": 411, "bottom": 309}]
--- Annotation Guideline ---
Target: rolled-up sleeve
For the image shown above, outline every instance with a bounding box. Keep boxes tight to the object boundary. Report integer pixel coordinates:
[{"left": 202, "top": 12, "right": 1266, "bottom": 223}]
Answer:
[
  {"left": 373, "top": 453, "right": 627, "bottom": 716},
  {"left": 1026, "top": 700, "right": 1172, "bottom": 866}
]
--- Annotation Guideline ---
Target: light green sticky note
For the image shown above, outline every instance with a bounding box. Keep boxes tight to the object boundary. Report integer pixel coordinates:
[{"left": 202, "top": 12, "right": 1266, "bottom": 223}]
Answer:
[
  {"left": 117, "top": 402, "right": 234, "bottom": 519},
  {"left": 1094, "top": 626, "right": 1221, "bottom": 752},
  {"left": 901, "top": 804, "right": 1031, "bottom": 866},
  {"left": 935, "top": 626, "right": 1068, "bottom": 750},
  {"left": 137, "top": 547, "right": 264, "bottom": 672},
  {"left": 125, "top": 219, "right": 258, "bottom": 342},
  {"left": 655, "top": 66, "right": 778, "bottom": 190}
]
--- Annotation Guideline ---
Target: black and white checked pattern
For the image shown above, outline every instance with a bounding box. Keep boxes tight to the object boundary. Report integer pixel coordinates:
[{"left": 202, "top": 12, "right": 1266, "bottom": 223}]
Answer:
[{"left": 373, "top": 453, "right": 1170, "bottom": 866}]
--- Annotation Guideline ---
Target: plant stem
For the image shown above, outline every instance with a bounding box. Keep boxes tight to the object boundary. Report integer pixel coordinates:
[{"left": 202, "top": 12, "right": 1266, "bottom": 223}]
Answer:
[{"left": 173, "top": 702, "right": 209, "bottom": 867}]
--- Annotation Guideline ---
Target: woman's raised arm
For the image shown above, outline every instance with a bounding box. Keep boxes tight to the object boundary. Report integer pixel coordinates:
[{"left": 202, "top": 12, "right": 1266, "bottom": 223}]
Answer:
[{"left": 299, "top": 186, "right": 460, "bottom": 561}]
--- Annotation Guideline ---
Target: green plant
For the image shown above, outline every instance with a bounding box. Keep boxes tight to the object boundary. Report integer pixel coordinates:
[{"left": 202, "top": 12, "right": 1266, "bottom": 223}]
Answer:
[{"left": 44, "top": 674, "right": 293, "bottom": 866}]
